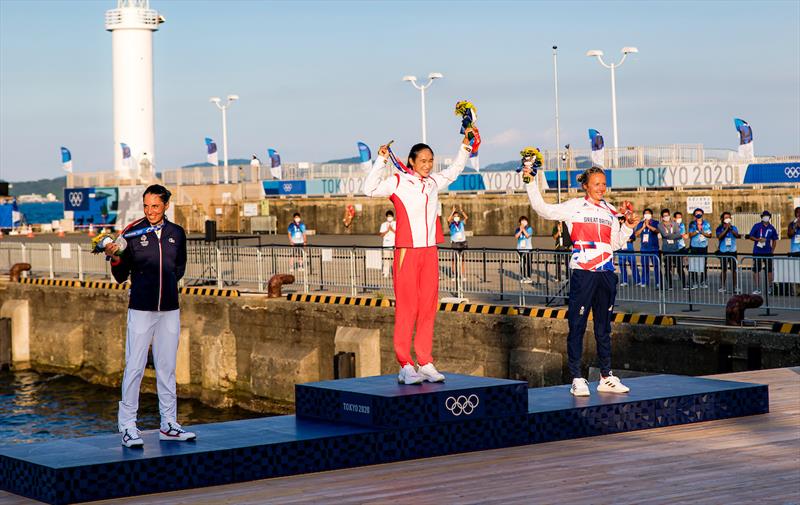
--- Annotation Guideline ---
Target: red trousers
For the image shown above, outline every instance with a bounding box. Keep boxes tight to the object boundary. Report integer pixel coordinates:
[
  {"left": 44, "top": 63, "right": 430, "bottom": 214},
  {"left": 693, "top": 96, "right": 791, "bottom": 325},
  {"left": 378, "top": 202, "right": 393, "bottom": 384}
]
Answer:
[{"left": 393, "top": 246, "right": 439, "bottom": 366}]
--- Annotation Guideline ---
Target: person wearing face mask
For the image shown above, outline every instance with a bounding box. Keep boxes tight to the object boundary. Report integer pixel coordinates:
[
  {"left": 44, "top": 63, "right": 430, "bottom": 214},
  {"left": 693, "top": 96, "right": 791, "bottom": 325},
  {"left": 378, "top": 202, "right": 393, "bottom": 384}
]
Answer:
[
  {"left": 715, "top": 211, "right": 741, "bottom": 293},
  {"left": 515, "top": 216, "right": 534, "bottom": 282},
  {"left": 288, "top": 212, "right": 307, "bottom": 272},
  {"left": 658, "top": 208, "right": 685, "bottom": 290},
  {"left": 633, "top": 208, "right": 661, "bottom": 288},
  {"left": 748, "top": 210, "right": 779, "bottom": 295},
  {"left": 364, "top": 128, "right": 475, "bottom": 385},
  {"left": 448, "top": 206, "right": 469, "bottom": 278},
  {"left": 552, "top": 221, "right": 573, "bottom": 283},
  {"left": 688, "top": 208, "right": 712, "bottom": 289},
  {"left": 523, "top": 164, "right": 639, "bottom": 396},
  {"left": 788, "top": 206, "right": 800, "bottom": 258},
  {"left": 617, "top": 216, "right": 639, "bottom": 287},
  {"left": 379, "top": 210, "right": 396, "bottom": 277}
]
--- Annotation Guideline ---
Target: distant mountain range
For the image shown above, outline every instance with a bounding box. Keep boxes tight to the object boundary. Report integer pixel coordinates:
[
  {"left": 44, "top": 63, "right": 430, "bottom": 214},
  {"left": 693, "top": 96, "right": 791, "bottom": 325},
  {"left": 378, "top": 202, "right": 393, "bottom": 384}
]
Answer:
[{"left": 0, "top": 177, "right": 66, "bottom": 198}]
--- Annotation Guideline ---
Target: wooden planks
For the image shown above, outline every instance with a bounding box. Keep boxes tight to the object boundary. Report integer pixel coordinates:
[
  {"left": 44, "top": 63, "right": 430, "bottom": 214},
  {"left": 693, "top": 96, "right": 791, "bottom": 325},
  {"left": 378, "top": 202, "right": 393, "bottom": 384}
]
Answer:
[{"left": 1, "top": 368, "right": 798, "bottom": 505}]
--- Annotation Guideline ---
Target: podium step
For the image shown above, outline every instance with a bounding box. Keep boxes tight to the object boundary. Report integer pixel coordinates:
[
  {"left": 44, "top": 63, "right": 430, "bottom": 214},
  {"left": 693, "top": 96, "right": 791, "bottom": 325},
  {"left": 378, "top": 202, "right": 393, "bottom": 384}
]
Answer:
[{"left": 295, "top": 373, "right": 528, "bottom": 429}]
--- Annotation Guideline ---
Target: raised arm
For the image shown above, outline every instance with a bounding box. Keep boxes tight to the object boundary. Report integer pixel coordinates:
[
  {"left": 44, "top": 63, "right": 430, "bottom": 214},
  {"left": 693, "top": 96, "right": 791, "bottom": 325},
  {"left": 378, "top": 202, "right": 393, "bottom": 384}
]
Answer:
[
  {"left": 430, "top": 144, "right": 471, "bottom": 189},
  {"left": 363, "top": 146, "right": 399, "bottom": 198},
  {"left": 524, "top": 174, "right": 575, "bottom": 222}
]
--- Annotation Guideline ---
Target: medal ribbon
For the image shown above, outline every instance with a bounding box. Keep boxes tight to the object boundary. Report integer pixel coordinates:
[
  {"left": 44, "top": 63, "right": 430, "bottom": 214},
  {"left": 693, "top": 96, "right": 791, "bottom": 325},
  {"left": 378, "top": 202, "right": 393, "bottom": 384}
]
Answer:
[{"left": 123, "top": 222, "right": 164, "bottom": 239}]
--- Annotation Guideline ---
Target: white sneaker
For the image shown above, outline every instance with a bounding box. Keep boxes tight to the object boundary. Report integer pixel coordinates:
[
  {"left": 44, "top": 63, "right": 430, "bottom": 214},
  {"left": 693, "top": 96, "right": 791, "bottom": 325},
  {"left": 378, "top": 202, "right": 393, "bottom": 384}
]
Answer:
[
  {"left": 597, "top": 373, "right": 630, "bottom": 394},
  {"left": 121, "top": 427, "right": 144, "bottom": 448},
  {"left": 159, "top": 422, "right": 196, "bottom": 442},
  {"left": 418, "top": 363, "right": 446, "bottom": 383},
  {"left": 397, "top": 364, "right": 423, "bottom": 385},
  {"left": 752, "top": 289, "right": 762, "bottom": 295},
  {"left": 570, "top": 378, "right": 590, "bottom": 397},
  {"left": 718, "top": 288, "right": 727, "bottom": 293},
  {"left": 619, "top": 282, "right": 628, "bottom": 287}
]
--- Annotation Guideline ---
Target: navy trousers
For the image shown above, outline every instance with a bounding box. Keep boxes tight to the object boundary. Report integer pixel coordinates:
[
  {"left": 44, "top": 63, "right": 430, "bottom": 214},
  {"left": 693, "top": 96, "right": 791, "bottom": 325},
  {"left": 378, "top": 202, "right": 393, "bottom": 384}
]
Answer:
[{"left": 566, "top": 269, "right": 618, "bottom": 379}]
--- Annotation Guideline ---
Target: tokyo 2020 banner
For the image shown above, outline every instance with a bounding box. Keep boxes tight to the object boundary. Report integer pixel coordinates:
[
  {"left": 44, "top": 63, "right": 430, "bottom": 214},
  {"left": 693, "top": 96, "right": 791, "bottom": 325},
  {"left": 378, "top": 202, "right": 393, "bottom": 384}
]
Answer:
[{"left": 259, "top": 162, "right": 798, "bottom": 197}]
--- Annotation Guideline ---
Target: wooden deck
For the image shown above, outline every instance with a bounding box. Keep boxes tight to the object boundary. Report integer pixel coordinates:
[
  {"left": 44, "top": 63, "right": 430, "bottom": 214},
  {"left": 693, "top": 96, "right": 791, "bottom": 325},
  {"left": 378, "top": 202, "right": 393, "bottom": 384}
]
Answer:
[{"left": 2, "top": 368, "right": 798, "bottom": 505}]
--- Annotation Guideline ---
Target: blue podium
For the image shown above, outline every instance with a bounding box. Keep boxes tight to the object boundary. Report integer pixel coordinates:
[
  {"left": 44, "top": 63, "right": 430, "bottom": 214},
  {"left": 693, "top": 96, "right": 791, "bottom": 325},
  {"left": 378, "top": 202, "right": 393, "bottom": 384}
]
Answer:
[{"left": 0, "top": 374, "right": 768, "bottom": 505}]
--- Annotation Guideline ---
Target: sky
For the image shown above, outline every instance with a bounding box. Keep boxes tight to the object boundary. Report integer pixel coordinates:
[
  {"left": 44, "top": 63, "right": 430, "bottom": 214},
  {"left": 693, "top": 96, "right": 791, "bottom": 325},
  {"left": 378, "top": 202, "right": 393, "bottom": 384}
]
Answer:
[{"left": 0, "top": 0, "right": 798, "bottom": 181}]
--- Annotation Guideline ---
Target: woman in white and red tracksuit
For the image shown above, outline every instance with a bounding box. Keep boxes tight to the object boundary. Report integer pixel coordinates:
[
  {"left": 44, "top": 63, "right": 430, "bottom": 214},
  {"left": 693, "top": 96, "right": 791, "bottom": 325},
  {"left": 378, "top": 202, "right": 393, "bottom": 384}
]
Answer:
[
  {"left": 523, "top": 165, "right": 640, "bottom": 397},
  {"left": 364, "top": 130, "right": 475, "bottom": 385}
]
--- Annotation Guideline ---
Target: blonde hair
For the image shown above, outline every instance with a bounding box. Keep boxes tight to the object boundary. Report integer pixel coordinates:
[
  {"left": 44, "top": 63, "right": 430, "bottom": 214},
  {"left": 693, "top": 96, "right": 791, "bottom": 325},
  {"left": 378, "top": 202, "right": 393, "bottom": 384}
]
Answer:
[{"left": 576, "top": 166, "right": 605, "bottom": 186}]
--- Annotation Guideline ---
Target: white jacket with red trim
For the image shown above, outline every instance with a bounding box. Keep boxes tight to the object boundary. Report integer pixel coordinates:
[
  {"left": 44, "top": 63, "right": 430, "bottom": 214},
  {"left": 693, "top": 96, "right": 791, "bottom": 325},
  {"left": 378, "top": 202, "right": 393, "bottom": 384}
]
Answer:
[
  {"left": 526, "top": 178, "right": 633, "bottom": 272},
  {"left": 364, "top": 144, "right": 470, "bottom": 248}
]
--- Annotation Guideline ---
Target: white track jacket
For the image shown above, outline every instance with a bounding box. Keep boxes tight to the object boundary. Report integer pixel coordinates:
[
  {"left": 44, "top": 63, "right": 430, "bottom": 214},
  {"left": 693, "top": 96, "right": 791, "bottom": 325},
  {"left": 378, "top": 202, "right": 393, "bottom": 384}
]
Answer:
[{"left": 364, "top": 144, "right": 471, "bottom": 248}]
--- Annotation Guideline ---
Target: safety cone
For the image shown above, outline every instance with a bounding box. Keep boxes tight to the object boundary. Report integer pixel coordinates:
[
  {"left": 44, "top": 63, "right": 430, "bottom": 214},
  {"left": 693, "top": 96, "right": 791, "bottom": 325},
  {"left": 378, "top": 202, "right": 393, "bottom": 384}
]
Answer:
[
  {"left": 0, "top": 229, "right": 4, "bottom": 240},
  {"left": 26, "top": 226, "right": 34, "bottom": 238},
  {"left": 87, "top": 224, "right": 96, "bottom": 237},
  {"left": 57, "top": 228, "right": 65, "bottom": 238}
]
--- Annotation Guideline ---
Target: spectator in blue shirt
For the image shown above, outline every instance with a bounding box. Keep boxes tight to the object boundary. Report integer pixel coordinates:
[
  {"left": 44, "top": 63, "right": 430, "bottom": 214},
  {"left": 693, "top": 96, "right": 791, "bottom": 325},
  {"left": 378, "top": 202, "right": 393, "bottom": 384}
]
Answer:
[
  {"left": 748, "top": 210, "right": 779, "bottom": 295},
  {"left": 617, "top": 216, "right": 639, "bottom": 287},
  {"left": 688, "top": 208, "right": 712, "bottom": 288},
  {"left": 633, "top": 208, "right": 660, "bottom": 287},
  {"left": 715, "top": 211, "right": 741, "bottom": 293},
  {"left": 288, "top": 212, "right": 307, "bottom": 271},
  {"left": 788, "top": 207, "right": 800, "bottom": 257},
  {"left": 447, "top": 206, "right": 469, "bottom": 277},
  {"left": 515, "top": 216, "right": 534, "bottom": 282}
]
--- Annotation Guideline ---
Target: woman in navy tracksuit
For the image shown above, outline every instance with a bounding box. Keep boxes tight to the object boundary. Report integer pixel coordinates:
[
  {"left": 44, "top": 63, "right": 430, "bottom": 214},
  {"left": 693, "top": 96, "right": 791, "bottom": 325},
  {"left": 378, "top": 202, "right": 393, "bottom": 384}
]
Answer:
[{"left": 106, "top": 184, "right": 195, "bottom": 448}]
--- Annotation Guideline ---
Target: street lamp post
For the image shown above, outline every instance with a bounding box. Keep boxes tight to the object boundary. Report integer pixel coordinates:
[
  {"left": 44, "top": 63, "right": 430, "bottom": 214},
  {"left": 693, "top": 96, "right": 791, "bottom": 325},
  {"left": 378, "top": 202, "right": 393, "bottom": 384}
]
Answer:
[
  {"left": 552, "top": 45, "right": 562, "bottom": 203},
  {"left": 210, "top": 94, "right": 239, "bottom": 183},
  {"left": 586, "top": 47, "right": 638, "bottom": 166},
  {"left": 402, "top": 73, "right": 443, "bottom": 144}
]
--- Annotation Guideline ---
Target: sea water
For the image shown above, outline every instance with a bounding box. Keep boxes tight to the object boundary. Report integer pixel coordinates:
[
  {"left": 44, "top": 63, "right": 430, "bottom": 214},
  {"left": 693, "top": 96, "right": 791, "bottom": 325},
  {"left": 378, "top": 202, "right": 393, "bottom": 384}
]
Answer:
[{"left": 17, "top": 202, "right": 63, "bottom": 225}]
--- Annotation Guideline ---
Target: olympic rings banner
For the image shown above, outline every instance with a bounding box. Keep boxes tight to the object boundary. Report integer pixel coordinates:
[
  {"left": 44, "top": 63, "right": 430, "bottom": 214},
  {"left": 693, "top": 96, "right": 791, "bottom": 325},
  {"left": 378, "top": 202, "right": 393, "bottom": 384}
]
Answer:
[{"left": 261, "top": 161, "right": 798, "bottom": 197}]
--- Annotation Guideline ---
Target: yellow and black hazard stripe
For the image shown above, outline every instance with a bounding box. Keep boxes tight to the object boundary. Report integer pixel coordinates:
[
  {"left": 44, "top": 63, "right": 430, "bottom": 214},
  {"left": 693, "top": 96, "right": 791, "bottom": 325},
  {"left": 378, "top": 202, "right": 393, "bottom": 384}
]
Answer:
[
  {"left": 83, "top": 280, "right": 129, "bottom": 290},
  {"left": 520, "top": 307, "right": 569, "bottom": 319},
  {"left": 771, "top": 322, "right": 800, "bottom": 334},
  {"left": 180, "top": 287, "right": 240, "bottom": 297},
  {"left": 613, "top": 313, "right": 675, "bottom": 326},
  {"left": 438, "top": 302, "right": 519, "bottom": 316},
  {"left": 19, "top": 277, "right": 81, "bottom": 288},
  {"left": 286, "top": 293, "right": 392, "bottom": 307},
  {"left": 519, "top": 306, "right": 674, "bottom": 326}
]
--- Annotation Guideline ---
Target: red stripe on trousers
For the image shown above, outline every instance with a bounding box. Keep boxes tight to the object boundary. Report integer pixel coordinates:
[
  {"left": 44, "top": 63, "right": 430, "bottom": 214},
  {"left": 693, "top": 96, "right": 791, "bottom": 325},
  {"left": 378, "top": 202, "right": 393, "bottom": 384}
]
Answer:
[{"left": 392, "top": 246, "right": 438, "bottom": 366}]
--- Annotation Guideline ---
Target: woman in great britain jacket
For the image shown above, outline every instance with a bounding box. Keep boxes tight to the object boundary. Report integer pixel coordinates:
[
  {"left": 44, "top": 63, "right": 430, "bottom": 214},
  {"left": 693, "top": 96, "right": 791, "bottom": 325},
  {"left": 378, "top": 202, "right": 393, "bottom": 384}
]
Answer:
[{"left": 523, "top": 165, "right": 639, "bottom": 397}]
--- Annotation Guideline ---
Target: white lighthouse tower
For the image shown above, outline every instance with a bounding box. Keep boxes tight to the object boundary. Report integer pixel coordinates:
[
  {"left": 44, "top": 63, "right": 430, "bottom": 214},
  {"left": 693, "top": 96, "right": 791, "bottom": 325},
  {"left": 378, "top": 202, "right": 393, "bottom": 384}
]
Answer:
[{"left": 105, "top": 0, "right": 164, "bottom": 181}]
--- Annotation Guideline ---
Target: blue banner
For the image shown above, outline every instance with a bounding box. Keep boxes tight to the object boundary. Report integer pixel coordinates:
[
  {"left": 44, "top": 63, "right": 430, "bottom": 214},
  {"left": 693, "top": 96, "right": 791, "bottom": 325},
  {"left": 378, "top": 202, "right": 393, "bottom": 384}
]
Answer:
[
  {"left": 742, "top": 163, "right": 800, "bottom": 184},
  {"left": 63, "top": 187, "right": 119, "bottom": 226},
  {"left": 262, "top": 180, "right": 307, "bottom": 195},
  {"left": 64, "top": 188, "right": 92, "bottom": 211},
  {"left": 448, "top": 173, "right": 487, "bottom": 191}
]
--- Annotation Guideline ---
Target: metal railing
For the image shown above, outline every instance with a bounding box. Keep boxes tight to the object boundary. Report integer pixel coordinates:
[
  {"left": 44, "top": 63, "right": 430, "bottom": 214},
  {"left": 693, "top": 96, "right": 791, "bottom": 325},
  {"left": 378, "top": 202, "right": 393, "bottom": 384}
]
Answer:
[{"left": 1, "top": 242, "right": 797, "bottom": 315}]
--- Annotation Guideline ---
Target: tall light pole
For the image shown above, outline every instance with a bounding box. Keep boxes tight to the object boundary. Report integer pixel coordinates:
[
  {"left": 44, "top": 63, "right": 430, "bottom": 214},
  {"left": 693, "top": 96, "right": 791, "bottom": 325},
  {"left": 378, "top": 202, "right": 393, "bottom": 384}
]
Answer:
[
  {"left": 210, "top": 94, "right": 239, "bottom": 183},
  {"left": 586, "top": 47, "right": 638, "bottom": 166},
  {"left": 552, "top": 45, "right": 562, "bottom": 203},
  {"left": 402, "top": 73, "right": 443, "bottom": 143}
]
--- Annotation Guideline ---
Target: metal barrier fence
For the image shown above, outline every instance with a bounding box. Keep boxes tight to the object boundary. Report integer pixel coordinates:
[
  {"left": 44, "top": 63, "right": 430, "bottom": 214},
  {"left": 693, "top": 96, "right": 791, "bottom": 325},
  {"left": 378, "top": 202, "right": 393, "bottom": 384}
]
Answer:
[{"left": 1, "top": 242, "right": 797, "bottom": 315}]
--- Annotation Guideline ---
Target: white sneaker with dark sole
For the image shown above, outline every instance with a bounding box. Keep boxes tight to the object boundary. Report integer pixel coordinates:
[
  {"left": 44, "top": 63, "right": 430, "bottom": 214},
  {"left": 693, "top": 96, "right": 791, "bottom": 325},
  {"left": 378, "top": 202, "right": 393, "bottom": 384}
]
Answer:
[
  {"left": 570, "top": 378, "right": 590, "bottom": 397},
  {"left": 159, "top": 422, "right": 196, "bottom": 442},
  {"left": 397, "top": 364, "right": 424, "bottom": 385},
  {"left": 418, "top": 363, "right": 445, "bottom": 383},
  {"left": 121, "top": 427, "right": 144, "bottom": 448},
  {"left": 597, "top": 373, "right": 630, "bottom": 394}
]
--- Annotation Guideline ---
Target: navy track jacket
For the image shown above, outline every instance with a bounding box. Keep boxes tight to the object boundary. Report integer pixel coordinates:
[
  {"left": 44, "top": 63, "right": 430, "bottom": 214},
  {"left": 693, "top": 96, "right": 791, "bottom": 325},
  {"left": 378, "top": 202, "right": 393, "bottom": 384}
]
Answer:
[{"left": 111, "top": 218, "right": 187, "bottom": 311}]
